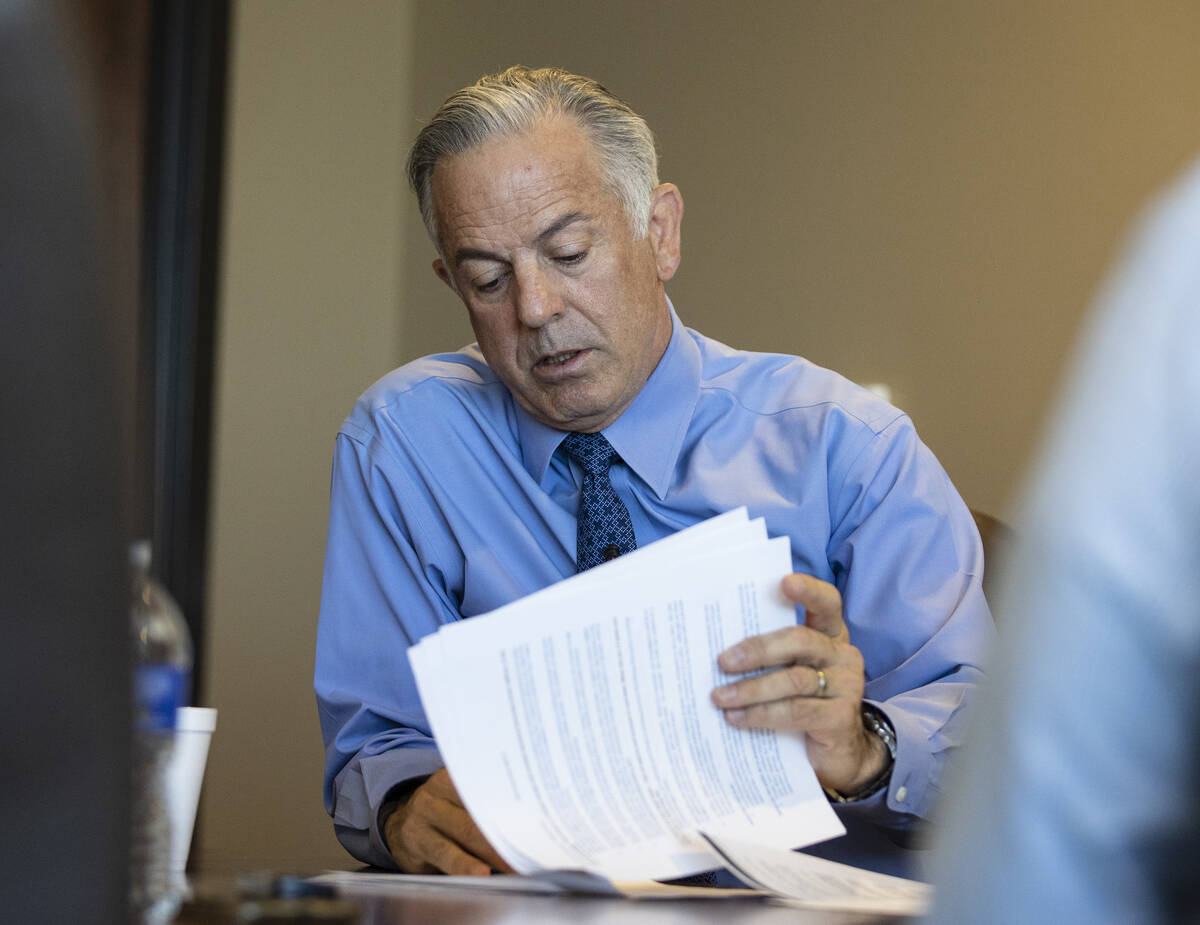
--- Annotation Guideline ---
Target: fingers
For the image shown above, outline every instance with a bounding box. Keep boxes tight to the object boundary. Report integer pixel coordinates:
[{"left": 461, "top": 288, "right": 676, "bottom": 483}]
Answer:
[
  {"left": 713, "top": 662, "right": 830, "bottom": 709},
  {"left": 392, "top": 808, "right": 492, "bottom": 876},
  {"left": 709, "top": 573, "right": 883, "bottom": 794},
  {"left": 420, "top": 770, "right": 512, "bottom": 870},
  {"left": 421, "top": 767, "right": 466, "bottom": 807},
  {"left": 781, "top": 573, "right": 847, "bottom": 640},
  {"left": 437, "top": 804, "right": 513, "bottom": 874},
  {"left": 721, "top": 693, "right": 884, "bottom": 795},
  {"left": 384, "top": 769, "right": 512, "bottom": 875},
  {"left": 720, "top": 689, "right": 858, "bottom": 733},
  {"left": 716, "top": 575, "right": 845, "bottom": 674},
  {"left": 712, "top": 644, "right": 863, "bottom": 721},
  {"left": 717, "top": 622, "right": 835, "bottom": 674}
]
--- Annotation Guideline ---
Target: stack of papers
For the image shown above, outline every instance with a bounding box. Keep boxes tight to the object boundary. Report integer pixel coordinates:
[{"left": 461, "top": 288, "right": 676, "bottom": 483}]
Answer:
[
  {"left": 314, "top": 847, "right": 932, "bottom": 916},
  {"left": 408, "top": 508, "right": 844, "bottom": 881},
  {"left": 701, "top": 836, "right": 932, "bottom": 915}
]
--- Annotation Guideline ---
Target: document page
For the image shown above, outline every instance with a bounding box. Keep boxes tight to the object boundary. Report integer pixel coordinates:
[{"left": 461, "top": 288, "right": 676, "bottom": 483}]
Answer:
[
  {"left": 409, "top": 510, "right": 844, "bottom": 882},
  {"left": 701, "top": 834, "right": 932, "bottom": 916}
]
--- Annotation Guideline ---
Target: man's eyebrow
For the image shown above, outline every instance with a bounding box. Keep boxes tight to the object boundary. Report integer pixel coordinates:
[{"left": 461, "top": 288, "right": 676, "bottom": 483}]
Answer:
[
  {"left": 534, "top": 211, "right": 588, "bottom": 245},
  {"left": 453, "top": 246, "right": 504, "bottom": 264},
  {"left": 452, "top": 212, "right": 591, "bottom": 266}
]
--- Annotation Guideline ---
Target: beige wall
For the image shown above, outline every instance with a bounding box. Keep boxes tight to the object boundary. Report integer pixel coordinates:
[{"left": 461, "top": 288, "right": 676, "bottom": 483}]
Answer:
[
  {"left": 402, "top": 0, "right": 1200, "bottom": 517},
  {"left": 203, "top": 0, "right": 1200, "bottom": 866},
  {"left": 201, "top": 0, "right": 414, "bottom": 867}
]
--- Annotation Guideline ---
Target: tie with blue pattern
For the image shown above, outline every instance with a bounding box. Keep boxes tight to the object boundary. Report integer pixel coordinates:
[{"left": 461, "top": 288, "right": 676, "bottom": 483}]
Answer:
[{"left": 561, "top": 431, "right": 638, "bottom": 572}]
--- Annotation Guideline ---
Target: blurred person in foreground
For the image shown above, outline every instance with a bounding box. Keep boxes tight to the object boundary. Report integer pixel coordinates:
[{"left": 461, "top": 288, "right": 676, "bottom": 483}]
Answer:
[
  {"left": 928, "top": 160, "right": 1200, "bottom": 922},
  {"left": 2, "top": 0, "right": 136, "bottom": 920}
]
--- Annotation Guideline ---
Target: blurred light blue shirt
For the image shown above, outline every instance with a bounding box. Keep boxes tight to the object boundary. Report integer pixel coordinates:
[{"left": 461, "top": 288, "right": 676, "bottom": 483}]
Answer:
[
  {"left": 316, "top": 307, "right": 993, "bottom": 871},
  {"left": 929, "top": 161, "right": 1200, "bottom": 922}
]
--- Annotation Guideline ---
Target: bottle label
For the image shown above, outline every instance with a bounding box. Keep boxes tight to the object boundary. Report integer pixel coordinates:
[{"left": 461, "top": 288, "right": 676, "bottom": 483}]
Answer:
[{"left": 134, "top": 665, "right": 189, "bottom": 733}]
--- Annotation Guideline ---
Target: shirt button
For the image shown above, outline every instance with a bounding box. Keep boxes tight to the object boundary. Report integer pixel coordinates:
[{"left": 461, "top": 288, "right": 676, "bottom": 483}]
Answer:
[
  {"left": 603, "top": 544, "right": 622, "bottom": 561},
  {"left": 895, "top": 785, "right": 908, "bottom": 803}
]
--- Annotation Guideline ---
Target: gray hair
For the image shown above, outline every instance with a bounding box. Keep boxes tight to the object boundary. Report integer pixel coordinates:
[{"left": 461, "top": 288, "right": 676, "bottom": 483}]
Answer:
[{"left": 407, "top": 65, "right": 659, "bottom": 244}]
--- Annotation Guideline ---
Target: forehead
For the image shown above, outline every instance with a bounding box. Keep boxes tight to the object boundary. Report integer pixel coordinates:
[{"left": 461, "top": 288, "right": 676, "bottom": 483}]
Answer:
[{"left": 430, "top": 117, "right": 618, "bottom": 251}]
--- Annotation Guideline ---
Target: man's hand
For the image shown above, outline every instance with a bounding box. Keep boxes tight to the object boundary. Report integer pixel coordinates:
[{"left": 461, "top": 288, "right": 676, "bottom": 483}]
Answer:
[
  {"left": 711, "top": 573, "right": 889, "bottom": 795},
  {"left": 383, "top": 768, "right": 514, "bottom": 876}
]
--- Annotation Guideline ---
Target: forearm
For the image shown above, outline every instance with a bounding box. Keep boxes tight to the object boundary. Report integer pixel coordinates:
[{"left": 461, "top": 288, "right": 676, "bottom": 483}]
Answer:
[
  {"left": 317, "top": 432, "right": 463, "bottom": 866},
  {"left": 827, "top": 419, "right": 995, "bottom": 828},
  {"left": 317, "top": 665, "right": 447, "bottom": 867}
]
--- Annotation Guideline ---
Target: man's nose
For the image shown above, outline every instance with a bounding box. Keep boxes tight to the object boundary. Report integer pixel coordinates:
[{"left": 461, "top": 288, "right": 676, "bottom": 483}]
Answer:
[{"left": 513, "top": 266, "right": 561, "bottom": 328}]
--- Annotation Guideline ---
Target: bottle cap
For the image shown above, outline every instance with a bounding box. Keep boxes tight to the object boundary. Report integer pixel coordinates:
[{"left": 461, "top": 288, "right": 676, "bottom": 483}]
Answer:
[{"left": 130, "top": 539, "right": 152, "bottom": 571}]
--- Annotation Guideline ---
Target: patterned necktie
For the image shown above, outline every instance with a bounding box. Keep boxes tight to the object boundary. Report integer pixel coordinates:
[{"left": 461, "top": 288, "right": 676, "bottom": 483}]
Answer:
[{"left": 561, "top": 431, "right": 638, "bottom": 572}]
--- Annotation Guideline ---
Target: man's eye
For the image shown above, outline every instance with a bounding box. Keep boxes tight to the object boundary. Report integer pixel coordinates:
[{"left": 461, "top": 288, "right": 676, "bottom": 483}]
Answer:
[
  {"left": 555, "top": 251, "right": 587, "bottom": 266},
  {"left": 475, "top": 275, "right": 505, "bottom": 294}
]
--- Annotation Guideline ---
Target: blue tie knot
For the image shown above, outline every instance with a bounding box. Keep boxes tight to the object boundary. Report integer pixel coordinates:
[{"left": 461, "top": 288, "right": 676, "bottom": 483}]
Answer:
[{"left": 561, "top": 431, "right": 619, "bottom": 476}]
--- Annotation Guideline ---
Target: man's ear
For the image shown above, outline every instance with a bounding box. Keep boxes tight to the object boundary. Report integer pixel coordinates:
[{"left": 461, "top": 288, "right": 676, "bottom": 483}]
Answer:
[
  {"left": 433, "top": 257, "right": 457, "bottom": 292},
  {"left": 646, "top": 183, "right": 683, "bottom": 282}
]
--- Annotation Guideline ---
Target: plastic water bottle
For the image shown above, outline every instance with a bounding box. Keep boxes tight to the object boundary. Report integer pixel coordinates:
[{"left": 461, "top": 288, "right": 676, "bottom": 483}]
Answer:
[{"left": 129, "top": 540, "right": 193, "bottom": 925}]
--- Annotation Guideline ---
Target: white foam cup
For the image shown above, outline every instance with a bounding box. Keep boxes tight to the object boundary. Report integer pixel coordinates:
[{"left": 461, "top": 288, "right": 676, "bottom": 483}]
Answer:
[{"left": 165, "top": 706, "right": 217, "bottom": 878}]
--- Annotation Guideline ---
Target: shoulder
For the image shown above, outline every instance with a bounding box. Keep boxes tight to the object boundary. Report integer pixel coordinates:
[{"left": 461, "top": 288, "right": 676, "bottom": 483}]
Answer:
[
  {"left": 687, "top": 327, "right": 906, "bottom": 438},
  {"left": 338, "top": 345, "right": 512, "bottom": 447}
]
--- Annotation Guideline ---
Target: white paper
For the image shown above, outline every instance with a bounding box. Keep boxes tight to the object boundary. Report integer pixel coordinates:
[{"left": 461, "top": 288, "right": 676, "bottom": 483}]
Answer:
[
  {"left": 309, "top": 870, "right": 573, "bottom": 896},
  {"left": 409, "top": 509, "right": 844, "bottom": 882},
  {"left": 309, "top": 869, "right": 764, "bottom": 901},
  {"left": 700, "top": 833, "right": 933, "bottom": 916}
]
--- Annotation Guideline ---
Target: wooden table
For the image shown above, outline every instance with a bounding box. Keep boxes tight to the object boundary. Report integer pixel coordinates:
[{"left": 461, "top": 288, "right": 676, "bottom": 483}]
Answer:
[
  {"left": 182, "top": 858, "right": 911, "bottom": 924},
  {"left": 337, "top": 883, "right": 906, "bottom": 924}
]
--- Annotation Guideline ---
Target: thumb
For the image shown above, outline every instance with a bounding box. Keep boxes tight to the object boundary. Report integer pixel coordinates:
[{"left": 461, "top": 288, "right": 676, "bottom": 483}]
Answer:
[{"left": 781, "top": 573, "right": 847, "bottom": 640}]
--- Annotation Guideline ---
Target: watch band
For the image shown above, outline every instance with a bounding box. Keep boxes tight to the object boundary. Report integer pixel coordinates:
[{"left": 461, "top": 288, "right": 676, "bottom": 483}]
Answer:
[{"left": 823, "top": 703, "right": 897, "bottom": 804}]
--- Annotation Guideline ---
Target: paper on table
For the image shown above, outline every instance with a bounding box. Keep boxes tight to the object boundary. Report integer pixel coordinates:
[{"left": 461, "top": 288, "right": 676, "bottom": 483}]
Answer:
[
  {"left": 309, "top": 869, "right": 765, "bottom": 901},
  {"left": 700, "top": 833, "right": 932, "bottom": 916},
  {"left": 409, "top": 509, "right": 844, "bottom": 882}
]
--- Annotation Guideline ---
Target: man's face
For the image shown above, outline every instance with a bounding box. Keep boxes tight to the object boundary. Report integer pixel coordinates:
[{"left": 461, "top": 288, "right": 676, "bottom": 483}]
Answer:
[{"left": 430, "top": 116, "right": 681, "bottom": 433}]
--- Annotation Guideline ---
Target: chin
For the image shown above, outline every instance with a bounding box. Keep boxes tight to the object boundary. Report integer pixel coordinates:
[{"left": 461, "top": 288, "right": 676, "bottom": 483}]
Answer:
[
  {"left": 536, "top": 406, "right": 608, "bottom": 432},
  {"left": 526, "top": 376, "right": 634, "bottom": 430}
]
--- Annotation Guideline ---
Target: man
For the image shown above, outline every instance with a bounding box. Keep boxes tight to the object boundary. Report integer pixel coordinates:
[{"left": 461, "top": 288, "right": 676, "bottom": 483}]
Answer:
[
  {"left": 929, "top": 160, "right": 1200, "bottom": 922},
  {"left": 316, "top": 66, "right": 992, "bottom": 878}
]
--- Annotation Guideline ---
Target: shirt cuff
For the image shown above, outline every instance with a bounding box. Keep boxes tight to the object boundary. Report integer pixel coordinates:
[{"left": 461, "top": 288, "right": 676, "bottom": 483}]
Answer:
[
  {"left": 333, "top": 746, "right": 445, "bottom": 868},
  {"left": 833, "top": 699, "right": 928, "bottom": 828}
]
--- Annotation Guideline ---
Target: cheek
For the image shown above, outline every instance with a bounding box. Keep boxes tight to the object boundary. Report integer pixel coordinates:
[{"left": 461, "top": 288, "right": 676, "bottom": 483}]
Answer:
[
  {"left": 468, "top": 305, "right": 511, "bottom": 341},
  {"left": 567, "top": 264, "right": 646, "bottom": 325},
  {"left": 467, "top": 314, "right": 522, "bottom": 369}
]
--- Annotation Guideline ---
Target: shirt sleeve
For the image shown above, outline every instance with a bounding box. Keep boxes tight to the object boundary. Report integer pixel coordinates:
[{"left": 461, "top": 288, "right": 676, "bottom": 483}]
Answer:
[
  {"left": 314, "top": 427, "right": 460, "bottom": 868},
  {"left": 824, "top": 413, "right": 995, "bottom": 833}
]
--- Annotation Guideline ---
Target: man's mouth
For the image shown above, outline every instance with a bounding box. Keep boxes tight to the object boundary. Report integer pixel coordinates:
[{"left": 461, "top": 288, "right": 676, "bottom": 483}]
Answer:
[{"left": 537, "top": 349, "right": 582, "bottom": 367}]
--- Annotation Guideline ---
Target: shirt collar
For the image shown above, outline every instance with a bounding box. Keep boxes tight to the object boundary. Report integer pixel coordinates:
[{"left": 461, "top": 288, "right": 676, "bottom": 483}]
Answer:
[{"left": 515, "top": 300, "right": 701, "bottom": 498}]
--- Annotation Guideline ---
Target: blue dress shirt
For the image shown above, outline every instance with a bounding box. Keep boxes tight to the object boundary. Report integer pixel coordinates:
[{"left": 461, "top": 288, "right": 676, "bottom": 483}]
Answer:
[{"left": 316, "top": 306, "right": 993, "bottom": 872}]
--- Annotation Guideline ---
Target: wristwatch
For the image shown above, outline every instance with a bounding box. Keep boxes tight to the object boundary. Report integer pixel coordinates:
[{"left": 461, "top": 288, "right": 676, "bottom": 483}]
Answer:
[{"left": 822, "top": 703, "right": 897, "bottom": 804}]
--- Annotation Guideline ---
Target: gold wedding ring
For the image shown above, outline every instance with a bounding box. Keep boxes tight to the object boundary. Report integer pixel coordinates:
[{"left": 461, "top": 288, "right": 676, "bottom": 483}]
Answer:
[{"left": 815, "top": 668, "right": 828, "bottom": 698}]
